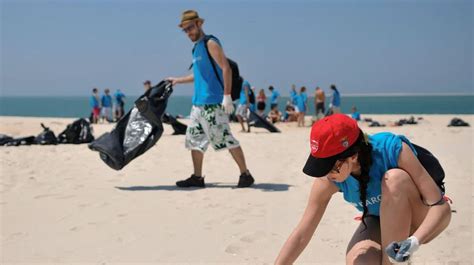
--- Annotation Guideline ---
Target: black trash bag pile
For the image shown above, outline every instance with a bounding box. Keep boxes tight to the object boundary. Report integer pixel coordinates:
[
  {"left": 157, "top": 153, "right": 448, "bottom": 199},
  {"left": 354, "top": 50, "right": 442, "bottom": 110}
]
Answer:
[
  {"left": 57, "top": 118, "right": 94, "bottom": 144},
  {"left": 1, "top": 120, "right": 94, "bottom": 146},
  {"left": 88, "top": 80, "right": 173, "bottom": 170}
]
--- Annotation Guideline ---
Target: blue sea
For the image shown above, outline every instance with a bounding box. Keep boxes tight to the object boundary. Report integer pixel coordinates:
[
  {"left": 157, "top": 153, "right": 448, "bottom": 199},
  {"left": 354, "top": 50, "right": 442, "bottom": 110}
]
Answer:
[{"left": 0, "top": 95, "right": 473, "bottom": 118}]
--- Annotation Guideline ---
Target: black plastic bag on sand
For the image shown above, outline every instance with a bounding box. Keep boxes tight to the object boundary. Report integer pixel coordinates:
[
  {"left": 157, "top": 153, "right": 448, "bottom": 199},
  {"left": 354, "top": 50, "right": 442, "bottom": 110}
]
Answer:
[
  {"left": 58, "top": 118, "right": 94, "bottom": 144},
  {"left": 162, "top": 113, "right": 187, "bottom": 135},
  {"left": 2, "top": 136, "right": 36, "bottom": 146},
  {"left": 89, "top": 80, "right": 173, "bottom": 170},
  {"left": 0, "top": 134, "right": 14, "bottom": 146},
  {"left": 35, "top": 123, "right": 58, "bottom": 145},
  {"left": 448, "top": 118, "right": 470, "bottom": 127}
]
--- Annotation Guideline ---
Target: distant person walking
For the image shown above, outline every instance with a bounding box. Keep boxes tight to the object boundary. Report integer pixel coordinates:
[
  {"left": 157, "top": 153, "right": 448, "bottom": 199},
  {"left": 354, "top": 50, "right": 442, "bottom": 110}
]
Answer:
[
  {"left": 90, "top": 88, "right": 100, "bottom": 124},
  {"left": 100, "top": 88, "right": 113, "bottom": 122},
  {"left": 268, "top": 85, "right": 280, "bottom": 110},
  {"left": 166, "top": 10, "right": 254, "bottom": 188},
  {"left": 329, "top": 84, "right": 341, "bottom": 114},
  {"left": 236, "top": 80, "right": 252, "bottom": 133},
  {"left": 296, "top": 86, "right": 308, "bottom": 127},
  {"left": 314, "top": 86, "right": 325, "bottom": 119},
  {"left": 114, "top": 89, "right": 126, "bottom": 120},
  {"left": 256, "top": 88, "right": 266, "bottom": 116}
]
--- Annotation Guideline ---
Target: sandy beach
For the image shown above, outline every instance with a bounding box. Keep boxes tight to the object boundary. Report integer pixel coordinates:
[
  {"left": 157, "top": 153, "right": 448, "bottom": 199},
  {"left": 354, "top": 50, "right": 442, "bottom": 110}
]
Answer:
[{"left": 0, "top": 114, "right": 472, "bottom": 265}]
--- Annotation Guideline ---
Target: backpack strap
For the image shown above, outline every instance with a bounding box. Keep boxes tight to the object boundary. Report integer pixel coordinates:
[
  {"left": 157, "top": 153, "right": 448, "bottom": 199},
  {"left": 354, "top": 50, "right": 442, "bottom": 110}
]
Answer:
[
  {"left": 204, "top": 35, "right": 224, "bottom": 89},
  {"left": 191, "top": 35, "right": 224, "bottom": 89}
]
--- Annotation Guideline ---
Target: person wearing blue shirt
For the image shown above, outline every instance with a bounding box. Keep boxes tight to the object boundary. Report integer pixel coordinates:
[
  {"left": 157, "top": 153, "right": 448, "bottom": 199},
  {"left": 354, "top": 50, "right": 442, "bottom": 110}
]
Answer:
[
  {"left": 89, "top": 88, "right": 100, "bottom": 124},
  {"left": 290, "top": 84, "right": 298, "bottom": 107},
  {"left": 296, "top": 86, "right": 308, "bottom": 127},
  {"left": 276, "top": 114, "right": 451, "bottom": 264},
  {"left": 100, "top": 88, "right": 113, "bottom": 122},
  {"left": 268, "top": 85, "right": 280, "bottom": 110},
  {"left": 166, "top": 10, "right": 254, "bottom": 188},
  {"left": 114, "top": 89, "right": 126, "bottom": 120},
  {"left": 351, "top": 106, "right": 361, "bottom": 121},
  {"left": 236, "top": 80, "right": 252, "bottom": 132},
  {"left": 329, "top": 84, "right": 341, "bottom": 114}
]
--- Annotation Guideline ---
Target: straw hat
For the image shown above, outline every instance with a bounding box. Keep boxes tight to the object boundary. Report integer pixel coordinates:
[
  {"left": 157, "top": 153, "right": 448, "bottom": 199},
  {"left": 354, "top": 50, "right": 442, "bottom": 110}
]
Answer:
[{"left": 179, "top": 10, "right": 204, "bottom": 27}]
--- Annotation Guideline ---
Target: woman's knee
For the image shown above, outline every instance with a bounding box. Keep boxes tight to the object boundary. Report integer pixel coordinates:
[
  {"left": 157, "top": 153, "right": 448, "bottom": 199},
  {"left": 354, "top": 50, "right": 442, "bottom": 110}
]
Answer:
[
  {"left": 381, "top": 168, "right": 414, "bottom": 195},
  {"left": 346, "top": 240, "right": 381, "bottom": 265}
]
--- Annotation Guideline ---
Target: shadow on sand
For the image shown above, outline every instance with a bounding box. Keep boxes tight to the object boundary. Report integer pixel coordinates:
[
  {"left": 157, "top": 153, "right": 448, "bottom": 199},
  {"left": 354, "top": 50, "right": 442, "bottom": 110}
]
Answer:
[{"left": 115, "top": 182, "right": 291, "bottom": 192}]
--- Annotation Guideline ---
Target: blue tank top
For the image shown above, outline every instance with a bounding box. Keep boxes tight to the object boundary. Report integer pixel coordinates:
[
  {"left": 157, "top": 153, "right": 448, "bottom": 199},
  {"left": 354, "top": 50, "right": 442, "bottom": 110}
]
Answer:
[
  {"left": 331, "top": 132, "right": 417, "bottom": 216},
  {"left": 192, "top": 35, "right": 224, "bottom": 105}
]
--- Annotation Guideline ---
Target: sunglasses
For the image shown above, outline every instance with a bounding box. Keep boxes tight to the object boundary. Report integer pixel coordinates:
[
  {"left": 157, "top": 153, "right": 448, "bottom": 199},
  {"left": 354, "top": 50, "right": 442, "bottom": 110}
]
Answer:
[
  {"left": 330, "top": 159, "right": 347, "bottom": 174},
  {"left": 182, "top": 23, "right": 196, "bottom": 33}
]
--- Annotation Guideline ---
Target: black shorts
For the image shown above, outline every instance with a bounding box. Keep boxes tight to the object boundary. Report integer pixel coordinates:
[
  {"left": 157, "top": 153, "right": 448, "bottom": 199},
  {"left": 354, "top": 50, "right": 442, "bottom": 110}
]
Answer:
[
  {"left": 413, "top": 144, "right": 446, "bottom": 192},
  {"left": 257, "top": 101, "right": 266, "bottom": 111},
  {"left": 316, "top": 102, "right": 325, "bottom": 114},
  {"left": 270, "top": 103, "right": 278, "bottom": 110}
]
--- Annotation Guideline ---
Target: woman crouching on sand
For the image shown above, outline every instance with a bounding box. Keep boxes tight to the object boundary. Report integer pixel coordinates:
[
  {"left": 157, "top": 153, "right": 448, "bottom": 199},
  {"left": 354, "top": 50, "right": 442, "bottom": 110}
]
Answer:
[{"left": 275, "top": 114, "right": 451, "bottom": 265}]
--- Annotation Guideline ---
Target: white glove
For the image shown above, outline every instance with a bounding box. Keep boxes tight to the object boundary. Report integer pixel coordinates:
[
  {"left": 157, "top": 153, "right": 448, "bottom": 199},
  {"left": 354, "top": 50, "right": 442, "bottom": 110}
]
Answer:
[
  {"left": 385, "top": 236, "right": 420, "bottom": 263},
  {"left": 222, "top": 94, "right": 234, "bottom": 115}
]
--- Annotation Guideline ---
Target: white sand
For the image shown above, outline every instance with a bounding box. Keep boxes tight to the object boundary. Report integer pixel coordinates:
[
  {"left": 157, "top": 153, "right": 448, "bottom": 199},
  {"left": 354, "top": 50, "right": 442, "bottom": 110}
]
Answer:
[{"left": 0, "top": 114, "right": 472, "bottom": 264}]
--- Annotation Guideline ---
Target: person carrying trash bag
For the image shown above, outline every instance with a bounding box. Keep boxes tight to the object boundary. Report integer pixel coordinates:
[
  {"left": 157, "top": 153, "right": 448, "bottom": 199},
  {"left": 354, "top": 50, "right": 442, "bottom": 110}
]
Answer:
[{"left": 167, "top": 10, "right": 254, "bottom": 188}]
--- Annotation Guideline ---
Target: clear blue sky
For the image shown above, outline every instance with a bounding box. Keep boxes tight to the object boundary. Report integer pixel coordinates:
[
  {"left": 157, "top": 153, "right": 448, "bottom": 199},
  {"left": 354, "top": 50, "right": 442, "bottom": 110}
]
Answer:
[{"left": 1, "top": 0, "right": 472, "bottom": 96}]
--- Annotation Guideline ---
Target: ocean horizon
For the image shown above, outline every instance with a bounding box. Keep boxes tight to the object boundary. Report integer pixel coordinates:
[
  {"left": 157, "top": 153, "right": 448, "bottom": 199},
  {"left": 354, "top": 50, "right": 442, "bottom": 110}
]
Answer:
[{"left": 1, "top": 95, "right": 473, "bottom": 118}]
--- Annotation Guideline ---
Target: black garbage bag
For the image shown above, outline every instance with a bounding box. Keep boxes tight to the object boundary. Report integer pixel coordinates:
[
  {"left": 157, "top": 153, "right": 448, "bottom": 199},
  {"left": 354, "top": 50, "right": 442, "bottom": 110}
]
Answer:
[
  {"left": 447, "top": 118, "right": 470, "bottom": 127},
  {"left": 57, "top": 118, "right": 94, "bottom": 144},
  {"left": 2, "top": 136, "right": 36, "bottom": 146},
  {"left": 162, "top": 113, "right": 187, "bottom": 135},
  {"left": 88, "top": 80, "right": 173, "bottom": 170},
  {"left": 0, "top": 134, "right": 14, "bottom": 146},
  {"left": 35, "top": 123, "right": 58, "bottom": 145},
  {"left": 248, "top": 110, "right": 281, "bottom": 133}
]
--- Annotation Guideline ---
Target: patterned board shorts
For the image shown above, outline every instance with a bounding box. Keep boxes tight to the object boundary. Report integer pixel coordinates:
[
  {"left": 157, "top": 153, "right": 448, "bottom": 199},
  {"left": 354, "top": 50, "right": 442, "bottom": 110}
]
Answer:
[{"left": 185, "top": 105, "right": 240, "bottom": 152}]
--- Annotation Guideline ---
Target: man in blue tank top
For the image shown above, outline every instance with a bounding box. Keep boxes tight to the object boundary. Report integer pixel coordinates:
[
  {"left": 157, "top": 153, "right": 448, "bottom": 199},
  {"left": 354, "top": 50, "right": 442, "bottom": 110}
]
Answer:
[{"left": 167, "top": 10, "right": 254, "bottom": 188}]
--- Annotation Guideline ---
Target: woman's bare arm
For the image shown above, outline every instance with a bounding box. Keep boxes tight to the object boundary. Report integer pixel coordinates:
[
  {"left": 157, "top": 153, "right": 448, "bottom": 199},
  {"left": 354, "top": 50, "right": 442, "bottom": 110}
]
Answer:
[
  {"left": 275, "top": 177, "right": 338, "bottom": 265},
  {"left": 397, "top": 143, "right": 451, "bottom": 243}
]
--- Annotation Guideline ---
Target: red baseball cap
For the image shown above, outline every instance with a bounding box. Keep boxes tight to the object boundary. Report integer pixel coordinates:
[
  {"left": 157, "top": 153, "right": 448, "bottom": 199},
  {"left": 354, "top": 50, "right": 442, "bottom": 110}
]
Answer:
[{"left": 303, "top": 114, "right": 360, "bottom": 177}]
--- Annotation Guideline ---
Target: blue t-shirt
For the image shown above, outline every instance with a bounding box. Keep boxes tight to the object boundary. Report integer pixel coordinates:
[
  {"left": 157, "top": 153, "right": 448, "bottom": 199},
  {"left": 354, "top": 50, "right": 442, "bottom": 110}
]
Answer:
[
  {"left": 101, "top": 95, "right": 113, "bottom": 108},
  {"left": 249, "top": 103, "right": 256, "bottom": 112},
  {"left": 352, "top": 112, "right": 361, "bottom": 121},
  {"left": 290, "top": 90, "right": 298, "bottom": 105},
  {"left": 239, "top": 80, "right": 251, "bottom": 105},
  {"left": 296, "top": 92, "right": 308, "bottom": 112},
  {"left": 115, "top": 91, "right": 125, "bottom": 104},
  {"left": 270, "top": 90, "right": 280, "bottom": 104},
  {"left": 90, "top": 95, "right": 99, "bottom": 108},
  {"left": 331, "top": 132, "right": 417, "bottom": 216},
  {"left": 331, "top": 89, "right": 341, "bottom": 107},
  {"left": 192, "top": 35, "right": 224, "bottom": 106}
]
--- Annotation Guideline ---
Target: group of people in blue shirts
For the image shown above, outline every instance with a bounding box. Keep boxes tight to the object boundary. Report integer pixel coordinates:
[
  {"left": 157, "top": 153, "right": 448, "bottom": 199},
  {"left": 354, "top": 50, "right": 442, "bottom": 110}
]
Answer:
[
  {"left": 89, "top": 88, "right": 126, "bottom": 124},
  {"left": 237, "top": 83, "right": 351, "bottom": 127}
]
